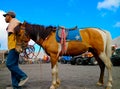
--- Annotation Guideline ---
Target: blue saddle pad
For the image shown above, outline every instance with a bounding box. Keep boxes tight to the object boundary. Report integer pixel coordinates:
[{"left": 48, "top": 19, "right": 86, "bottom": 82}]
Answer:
[{"left": 56, "top": 29, "right": 82, "bottom": 42}]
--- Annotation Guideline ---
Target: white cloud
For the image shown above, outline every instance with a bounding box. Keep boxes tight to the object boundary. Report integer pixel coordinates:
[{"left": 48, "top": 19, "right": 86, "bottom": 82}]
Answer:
[
  {"left": 97, "top": 0, "right": 120, "bottom": 11},
  {"left": 114, "top": 22, "right": 120, "bottom": 27},
  {"left": 0, "top": 10, "right": 8, "bottom": 50}
]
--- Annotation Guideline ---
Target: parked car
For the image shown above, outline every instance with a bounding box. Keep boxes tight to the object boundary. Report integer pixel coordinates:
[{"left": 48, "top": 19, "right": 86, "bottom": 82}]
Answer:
[
  {"left": 70, "top": 55, "right": 83, "bottom": 65},
  {"left": 59, "top": 56, "right": 72, "bottom": 64},
  {"left": 70, "top": 52, "right": 97, "bottom": 65},
  {"left": 111, "top": 48, "right": 120, "bottom": 66}
]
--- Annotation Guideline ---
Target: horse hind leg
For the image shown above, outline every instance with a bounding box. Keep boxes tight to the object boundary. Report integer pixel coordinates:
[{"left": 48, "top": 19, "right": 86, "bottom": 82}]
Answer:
[
  {"left": 90, "top": 49, "right": 105, "bottom": 86},
  {"left": 91, "top": 51, "right": 105, "bottom": 86},
  {"left": 96, "top": 57, "right": 105, "bottom": 86},
  {"left": 99, "top": 52, "right": 112, "bottom": 89}
]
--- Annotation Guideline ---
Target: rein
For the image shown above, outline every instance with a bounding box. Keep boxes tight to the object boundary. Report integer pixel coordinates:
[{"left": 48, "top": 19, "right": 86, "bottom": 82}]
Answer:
[
  {"left": 20, "top": 44, "right": 41, "bottom": 59},
  {"left": 18, "top": 22, "right": 51, "bottom": 60}
]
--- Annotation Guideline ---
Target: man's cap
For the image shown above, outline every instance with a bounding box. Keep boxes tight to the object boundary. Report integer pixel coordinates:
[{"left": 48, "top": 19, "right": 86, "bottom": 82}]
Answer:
[{"left": 3, "top": 11, "right": 16, "bottom": 18}]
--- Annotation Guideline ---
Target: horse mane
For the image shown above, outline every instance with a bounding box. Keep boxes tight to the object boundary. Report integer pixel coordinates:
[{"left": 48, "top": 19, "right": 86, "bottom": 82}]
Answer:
[{"left": 24, "top": 22, "right": 56, "bottom": 41}]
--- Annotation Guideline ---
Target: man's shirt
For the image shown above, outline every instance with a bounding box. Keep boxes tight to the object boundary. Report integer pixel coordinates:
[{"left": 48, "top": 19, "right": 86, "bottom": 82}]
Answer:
[
  {"left": 7, "top": 18, "right": 20, "bottom": 50},
  {"left": 7, "top": 18, "right": 20, "bottom": 33}
]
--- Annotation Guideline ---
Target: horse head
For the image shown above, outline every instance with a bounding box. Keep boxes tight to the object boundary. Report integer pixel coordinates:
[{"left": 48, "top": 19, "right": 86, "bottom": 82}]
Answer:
[{"left": 14, "top": 22, "right": 30, "bottom": 53}]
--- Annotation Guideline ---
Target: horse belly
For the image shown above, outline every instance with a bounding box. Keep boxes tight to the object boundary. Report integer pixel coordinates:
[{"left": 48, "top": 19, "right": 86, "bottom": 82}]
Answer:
[{"left": 66, "top": 41, "right": 90, "bottom": 56}]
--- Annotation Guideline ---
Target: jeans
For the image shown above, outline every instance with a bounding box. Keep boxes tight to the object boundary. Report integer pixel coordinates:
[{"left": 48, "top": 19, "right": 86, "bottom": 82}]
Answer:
[{"left": 6, "top": 49, "right": 27, "bottom": 88}]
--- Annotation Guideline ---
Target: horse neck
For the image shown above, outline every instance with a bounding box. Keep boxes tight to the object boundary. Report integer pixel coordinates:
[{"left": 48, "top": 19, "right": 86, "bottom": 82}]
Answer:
[{"left": 25, "top": 24, "right": 53, "bottom": 46}]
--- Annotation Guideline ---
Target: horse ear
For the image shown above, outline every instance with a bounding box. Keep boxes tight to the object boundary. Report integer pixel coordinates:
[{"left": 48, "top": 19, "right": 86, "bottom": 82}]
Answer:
[
  {"left": 23, "top": 21, "right": 26, "bottom": 27},
  {"left": 19, "top": 21, "right": 26, "bottom": 30},
  {"left": 19, "top": 23, "right": 22, "bottom": 26}
]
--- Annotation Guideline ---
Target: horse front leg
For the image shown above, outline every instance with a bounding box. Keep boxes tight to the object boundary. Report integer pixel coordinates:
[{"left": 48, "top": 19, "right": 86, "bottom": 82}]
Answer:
[
  {"left": 50, "top": 61, "right": 60, "bottom": 89},
  {"left": 55, "top": 62, "right": 61, "bottom": 86}
]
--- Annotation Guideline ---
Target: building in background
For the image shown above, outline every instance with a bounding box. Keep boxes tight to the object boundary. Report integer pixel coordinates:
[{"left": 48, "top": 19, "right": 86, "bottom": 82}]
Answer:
[
  {"left": 0, "top": 50, "right": 8, "bottom": 63},
  {"left": 112, "top": 36, "right": 120, "bottom": 48}
]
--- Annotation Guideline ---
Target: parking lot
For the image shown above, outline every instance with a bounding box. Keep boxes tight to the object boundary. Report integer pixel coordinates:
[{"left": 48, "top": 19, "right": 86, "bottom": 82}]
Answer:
[{"left": 0, "top": 63, "right": 120, "bottom": 89}]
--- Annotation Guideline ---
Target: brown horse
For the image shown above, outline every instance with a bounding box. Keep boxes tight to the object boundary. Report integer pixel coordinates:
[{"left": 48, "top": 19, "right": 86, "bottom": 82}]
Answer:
[{"left": 14, "top": 22, "right": 113, "bottom": 89}]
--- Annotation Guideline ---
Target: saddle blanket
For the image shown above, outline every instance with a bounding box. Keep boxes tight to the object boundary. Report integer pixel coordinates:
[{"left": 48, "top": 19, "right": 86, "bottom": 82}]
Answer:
[{"left": 56, "top": 28, "right": 82, "bottom": 42}]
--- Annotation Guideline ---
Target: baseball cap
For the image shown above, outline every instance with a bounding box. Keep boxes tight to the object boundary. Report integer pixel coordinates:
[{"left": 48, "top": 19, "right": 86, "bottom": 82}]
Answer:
[{"left": 3, "top": 11, "right": 16, "bottom": 18}]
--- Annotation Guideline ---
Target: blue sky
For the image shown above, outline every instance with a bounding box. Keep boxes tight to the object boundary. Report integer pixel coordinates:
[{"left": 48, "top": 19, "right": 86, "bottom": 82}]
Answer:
[{"left": 0, "top": 0, "right": 120, "bottom": 50}]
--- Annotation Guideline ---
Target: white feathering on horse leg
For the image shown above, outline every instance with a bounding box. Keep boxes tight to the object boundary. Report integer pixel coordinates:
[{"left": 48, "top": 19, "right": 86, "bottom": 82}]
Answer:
[
  {"left": 50, "top": 64, "right": 58, "bottom": 89},
  {"left": 99, "top": 52, "right": 112, "bottom": 89}
]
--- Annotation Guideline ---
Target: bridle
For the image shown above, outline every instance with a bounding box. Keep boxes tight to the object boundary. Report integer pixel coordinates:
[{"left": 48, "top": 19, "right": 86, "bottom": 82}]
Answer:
[
  {"left": 18, "top": 24, "right": 42, "bottom": 59},
  {"left": 20, "top": 45, "right": 35, "bottom": 59}
]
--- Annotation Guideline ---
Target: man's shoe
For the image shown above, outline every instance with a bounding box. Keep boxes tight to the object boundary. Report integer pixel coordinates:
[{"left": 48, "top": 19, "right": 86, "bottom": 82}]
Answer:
[
  {"left": 19, "top": 76, "right": 29, "bottom": 86},
  {"left": 6, "top": 87, "right": 13, "bottom": 89},
  {"left": 6, "top": 86, "right": 21, "bottom": 89}
]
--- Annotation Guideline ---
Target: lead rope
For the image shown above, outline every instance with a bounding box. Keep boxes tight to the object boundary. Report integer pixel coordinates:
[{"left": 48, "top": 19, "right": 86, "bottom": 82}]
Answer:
[
  {"left": 31, "top": 44, "right": 43, "bottom": 87},
  {"left": 20, "top": 43, "right": 43, "bottom": 86},
  {"left": 20, "top": 43, "right": 41, "bottom": 59}
]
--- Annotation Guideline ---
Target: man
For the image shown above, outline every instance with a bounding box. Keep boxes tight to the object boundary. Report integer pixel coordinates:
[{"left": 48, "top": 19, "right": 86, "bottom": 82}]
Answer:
[{"left": 3, "top": 11, "right": 29, "bottom": 89}]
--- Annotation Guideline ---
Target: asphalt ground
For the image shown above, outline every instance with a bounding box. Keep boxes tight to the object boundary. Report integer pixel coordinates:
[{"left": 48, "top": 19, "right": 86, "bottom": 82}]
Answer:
[{"left": 0, "top": 63, "right": 120, "bottom": 89}]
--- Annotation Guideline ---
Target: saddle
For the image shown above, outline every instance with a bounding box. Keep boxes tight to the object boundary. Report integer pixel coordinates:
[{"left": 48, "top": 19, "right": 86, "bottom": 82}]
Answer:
[
  {"left": 58, "top": 26, "right": 78, "bottom": 38},
  {"left": 56, "top": 26, "right": 81, "bottom": 54},
  {"left": 67, "top": 26, "right": 78, "bottom": 30},
  {"left": 58, "top": 26, "right": 77, "bottom": 30}
]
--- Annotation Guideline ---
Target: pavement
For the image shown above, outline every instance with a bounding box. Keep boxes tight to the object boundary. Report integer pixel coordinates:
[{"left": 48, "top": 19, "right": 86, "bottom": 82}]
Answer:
[{"left": 0, "top": 63, "right": 120, "bottom": 89}]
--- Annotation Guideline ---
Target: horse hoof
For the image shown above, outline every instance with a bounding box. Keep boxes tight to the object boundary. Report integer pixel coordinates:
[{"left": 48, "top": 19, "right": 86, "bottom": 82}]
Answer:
[
  {"left": 50, "top": 85, "right": 56, "bottom": 89},
  {"left": 56, "top": 79, "right": 61, "bottom": 87},
  {"left": 105, "top": 86, "right": 112, "bottom": 89},
  {"left": 96, "top": 82, "right": 104, "bottom": 86}
]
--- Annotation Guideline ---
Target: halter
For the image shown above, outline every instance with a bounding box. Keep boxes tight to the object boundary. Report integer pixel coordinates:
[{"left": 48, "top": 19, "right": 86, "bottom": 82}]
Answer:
[{"left": 18, "top": 24, "right": 42, "bottom": 59}]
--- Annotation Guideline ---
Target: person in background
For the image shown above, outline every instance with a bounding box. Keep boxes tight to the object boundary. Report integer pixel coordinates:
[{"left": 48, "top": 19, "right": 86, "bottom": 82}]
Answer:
[{"left": 3, "top": 11, "right": 29, "bottom": 89}]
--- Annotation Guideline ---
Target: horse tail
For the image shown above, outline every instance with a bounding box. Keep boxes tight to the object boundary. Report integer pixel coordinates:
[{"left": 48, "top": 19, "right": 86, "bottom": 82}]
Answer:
[{"left": 104, "top": 30, "right": 112, "bottom": 58}]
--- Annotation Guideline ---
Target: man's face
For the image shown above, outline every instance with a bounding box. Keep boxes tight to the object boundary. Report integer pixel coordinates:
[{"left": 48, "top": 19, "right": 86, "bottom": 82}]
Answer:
[{"left": 5, "top": 15, "right": 11, "bottom": 23}]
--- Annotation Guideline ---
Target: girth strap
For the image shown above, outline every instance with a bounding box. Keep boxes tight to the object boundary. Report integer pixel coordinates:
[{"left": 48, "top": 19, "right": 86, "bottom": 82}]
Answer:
[{"left": 60, "top": 28, "right": 66, "bottom": 54}]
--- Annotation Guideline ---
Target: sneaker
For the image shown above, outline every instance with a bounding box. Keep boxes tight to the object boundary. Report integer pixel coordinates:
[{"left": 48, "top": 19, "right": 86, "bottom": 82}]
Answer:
[
  {"left": 6, "top": 87, "right": 13, "bottom": 89},
  {"left": 6, "top": 86, "right": 21, "bottom": 89},
  {"left": 18, "top": 76, "right": 29, "bottom": 86}
]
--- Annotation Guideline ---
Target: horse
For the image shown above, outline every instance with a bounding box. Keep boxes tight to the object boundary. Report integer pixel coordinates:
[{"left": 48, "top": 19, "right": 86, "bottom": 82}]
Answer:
[{"left": 14, "top": 22, "right": 113, "bottom": 89}]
